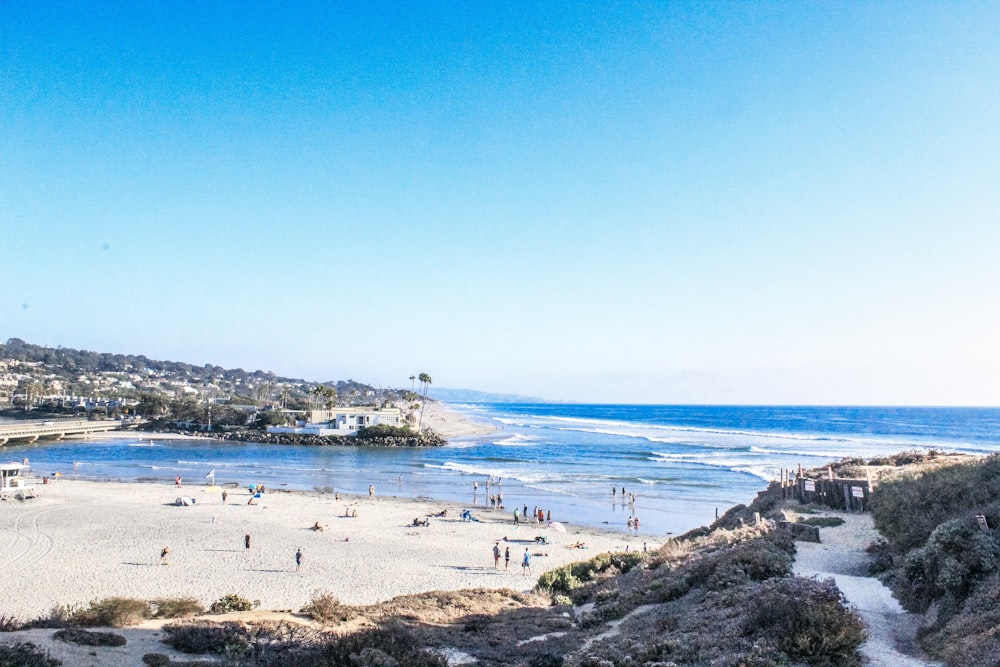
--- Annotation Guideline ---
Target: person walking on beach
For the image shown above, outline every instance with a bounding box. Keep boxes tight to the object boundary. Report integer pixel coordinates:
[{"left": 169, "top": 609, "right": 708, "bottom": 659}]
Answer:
[
  {"left": 493, "top": 542, "right": 501, "bottom": 568},
  {"left": 222, "top": 490, "right": 228, "bottom": 503},
  {"left": 522, "top": 548, "right": 531, "bottom": 575},
  {"left": 513, "top": 508, "right": 519, "bottom": 525},
  {"left": 295, "top": 548, "right": 303, "bottom": 572},
  {"left": 159, "top": 546, "right": 170, "bottom": 565},
  {"left": 244, "top": 534, "right": 251, "bottom": 550},
  {"left": 369, "top": 484, "right": 375, "bottom": 499},
  {"left": 504, "top": 546, "right": 510, "bottom": 570}
]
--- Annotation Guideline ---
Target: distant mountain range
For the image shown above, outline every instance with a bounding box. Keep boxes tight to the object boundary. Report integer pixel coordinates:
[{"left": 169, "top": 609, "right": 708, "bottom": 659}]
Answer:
[{"left": 427, "top": 387, "right": 546, "bottom": 403}]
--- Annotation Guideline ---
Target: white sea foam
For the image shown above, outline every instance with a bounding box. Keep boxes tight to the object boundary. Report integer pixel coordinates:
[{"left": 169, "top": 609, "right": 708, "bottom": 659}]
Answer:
[
  {"left": 492, "top": 433, "right": 540, "bottom": 447},
  {"left": 425, "top": 462, "right": 503, "bottom": 478},
  {"left": 646, "top": 452, "right": 779, "bottom": 482}
]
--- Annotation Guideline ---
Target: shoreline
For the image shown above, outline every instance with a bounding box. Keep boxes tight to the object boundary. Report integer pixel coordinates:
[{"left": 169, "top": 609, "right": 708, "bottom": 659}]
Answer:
[{"left": 0, "top": 477, "right": 651, "bottom": 621}]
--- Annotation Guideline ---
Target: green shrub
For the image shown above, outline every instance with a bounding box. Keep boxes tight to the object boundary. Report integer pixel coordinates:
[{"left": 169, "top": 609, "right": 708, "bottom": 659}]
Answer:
[
  {"left": 0, "top": 615, "right": 24, "bottom": 632},
  {"left": 152, "top": 597, "right": 205, "bottom": 619},
  {"left": 866, "top": 539, "right": 893, "bottom": 574},
  {"left": 871, "top": 455, "right": 1000, "bottom": 550},
  {"left": 162, "top": 621, "right": 251, "bottom": 656},
  {"left": 301, "top": 592, "right": 354, "bottom": 624},
  {"left": 537, "top": 551, "right": 644, "bottom": 599},
  {"left": 0, "top": 642, "right": 61, "bottom": 667},
  {"left": 800, "top": 516, "right": 846, "bottom": 528},
  {"left": 744, "top": 577, "right": 867, "bottom": 666},
  {"left": 317, "top": 622, "right": 448, "bottom": 666},
  {"left": 209, "top": 593, "right": 256, "bottom": 614},
  {"left": 687, "top": 532, "right": 794, "bottom": 591},
  {"left": 53, "top": 628, "right": 127, "bottom": 647},
  {"left": 68, "top": 597, "right": 152, "bottom": 627}
]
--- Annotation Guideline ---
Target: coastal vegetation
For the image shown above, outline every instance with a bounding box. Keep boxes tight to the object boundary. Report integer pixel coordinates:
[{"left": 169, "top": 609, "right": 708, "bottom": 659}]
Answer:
[{"left": 869, "top": 453, "right": 1000, "bottom": 665}]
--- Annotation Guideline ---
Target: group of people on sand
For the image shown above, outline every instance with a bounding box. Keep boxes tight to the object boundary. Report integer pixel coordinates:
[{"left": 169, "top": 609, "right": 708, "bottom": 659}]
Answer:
[
  {"left": 489, "top": 537, "right": 544, "bottom": 574},
  {"left": 512, "top": 505, "right": 552, "bottom": 526}
]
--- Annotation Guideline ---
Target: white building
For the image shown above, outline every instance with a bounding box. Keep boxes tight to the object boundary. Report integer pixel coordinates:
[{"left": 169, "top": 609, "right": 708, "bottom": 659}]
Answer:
[{"left": 268, "top": 407, "right": 404, "bottom": 436}]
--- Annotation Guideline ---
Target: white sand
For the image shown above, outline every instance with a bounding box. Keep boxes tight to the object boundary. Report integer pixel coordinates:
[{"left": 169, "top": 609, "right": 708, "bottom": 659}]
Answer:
[
  {"left": 417, "top": 400, "right": 500, "bottom": 439},
  {"left": 0, "top": 478, "right": 645, "bottom": 621}
]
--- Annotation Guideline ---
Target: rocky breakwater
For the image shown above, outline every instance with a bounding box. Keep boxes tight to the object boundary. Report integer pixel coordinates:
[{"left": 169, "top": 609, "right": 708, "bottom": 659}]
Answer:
[{"left": 146, "top": 428, "right": 448, "bottom": 447}]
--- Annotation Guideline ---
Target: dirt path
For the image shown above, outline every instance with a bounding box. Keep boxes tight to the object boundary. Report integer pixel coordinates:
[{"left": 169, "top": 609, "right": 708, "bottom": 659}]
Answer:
[{"left": 792, "top": 512, "right": 943, "bottom": 667}]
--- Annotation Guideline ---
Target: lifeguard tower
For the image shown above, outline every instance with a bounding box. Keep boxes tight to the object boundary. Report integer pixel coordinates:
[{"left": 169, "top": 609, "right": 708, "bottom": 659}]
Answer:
[{"left": 0, "top": 463, "right": 36, "bottom": 500}]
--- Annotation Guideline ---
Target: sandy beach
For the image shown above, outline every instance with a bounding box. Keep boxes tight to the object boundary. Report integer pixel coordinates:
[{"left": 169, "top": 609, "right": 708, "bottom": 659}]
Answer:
[{"left": 0, "top": 477, "right": 648, "bottom": 621}]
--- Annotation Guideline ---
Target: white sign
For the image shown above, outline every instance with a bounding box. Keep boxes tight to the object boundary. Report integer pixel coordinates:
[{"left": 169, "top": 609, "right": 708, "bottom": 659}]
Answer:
[
  {"left": 851, "top": 486, "right": 865, "bottom": 498},
  {"left": 804, "top": 480, "right": 816, "bottom": 492}
]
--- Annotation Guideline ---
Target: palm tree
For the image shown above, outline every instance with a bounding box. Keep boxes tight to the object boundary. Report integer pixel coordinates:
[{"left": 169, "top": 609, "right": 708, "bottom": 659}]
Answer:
[
  {"left": 322, "top": 386, "right": 338, "bottom": 409},
  {"left": 416, "top": 372, "right": 432, "bottom": 433},
  {"left": 409, "top": 375, "right": 416, "bottom": 394},
  {"left": 310, "top": 385, "right": 326, "bottom": 410}
]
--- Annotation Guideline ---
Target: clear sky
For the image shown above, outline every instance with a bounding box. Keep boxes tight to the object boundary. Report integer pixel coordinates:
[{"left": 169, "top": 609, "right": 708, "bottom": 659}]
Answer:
[{"left": 2, "top": 2, "right": 998, "bottom": 405}]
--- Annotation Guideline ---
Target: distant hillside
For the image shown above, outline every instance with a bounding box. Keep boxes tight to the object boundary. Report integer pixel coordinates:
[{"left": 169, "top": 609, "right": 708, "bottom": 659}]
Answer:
[
  {"left": 0, "top": 338, "right": 384, "bottom": 414},
  {"left": 427, "top": 387, "right": 546, "bottom": 403}
]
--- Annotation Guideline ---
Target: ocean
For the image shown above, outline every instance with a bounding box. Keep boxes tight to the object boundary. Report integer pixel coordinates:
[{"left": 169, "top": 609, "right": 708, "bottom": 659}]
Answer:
[{"left": 5, "top": 404, "right": 999, "bottom": 536}]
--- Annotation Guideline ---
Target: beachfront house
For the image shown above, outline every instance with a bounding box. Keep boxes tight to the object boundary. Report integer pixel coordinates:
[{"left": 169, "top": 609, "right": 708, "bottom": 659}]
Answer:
[{"left": 267, "top": 407, "right": 404, "bottom": 436}]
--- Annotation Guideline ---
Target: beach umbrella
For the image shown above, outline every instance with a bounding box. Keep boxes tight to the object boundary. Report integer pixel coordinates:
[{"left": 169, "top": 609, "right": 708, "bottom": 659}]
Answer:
[{"left": 549, "top": 521, "right": 566, "bottom": 532}]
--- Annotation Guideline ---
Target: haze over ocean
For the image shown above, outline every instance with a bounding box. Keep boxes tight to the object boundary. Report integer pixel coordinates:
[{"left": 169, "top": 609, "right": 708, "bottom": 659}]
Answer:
[{"left": 9, "top": 404, "right": 998, "bottom": 536}]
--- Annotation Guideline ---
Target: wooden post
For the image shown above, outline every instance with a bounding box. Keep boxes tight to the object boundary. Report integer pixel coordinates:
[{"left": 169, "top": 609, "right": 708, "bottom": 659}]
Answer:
[{"left": 843, "top": 484, "right": 853, "bottom": 512}]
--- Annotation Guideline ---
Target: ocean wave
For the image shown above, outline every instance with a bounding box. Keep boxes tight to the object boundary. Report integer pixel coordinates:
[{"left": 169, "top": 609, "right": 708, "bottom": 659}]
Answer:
[
  {"left": 491, "top": 433, "right": 540, "bottom": 447},
  {"left": 646, "top": 453, "right": 778, "bottom": 482},
  {"left": 424, "top": 462, "right": 503, "bottom": 477},
  {"left": 424, "top": 461, "right": 575, "bottom": 486},
  {"left": 540, "top": 415, "right": 884, "bottom": 447}
]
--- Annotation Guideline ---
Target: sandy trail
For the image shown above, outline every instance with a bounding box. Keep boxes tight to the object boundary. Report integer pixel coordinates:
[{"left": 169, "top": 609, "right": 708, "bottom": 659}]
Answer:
[{"left": 792, "top": 511, "right": 942, "bottom": 667}]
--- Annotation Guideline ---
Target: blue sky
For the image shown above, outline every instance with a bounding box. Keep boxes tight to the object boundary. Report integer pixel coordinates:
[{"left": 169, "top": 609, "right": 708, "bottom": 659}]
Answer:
[{"left": 2, "top": 2, "right": 998, "bottom": 405}]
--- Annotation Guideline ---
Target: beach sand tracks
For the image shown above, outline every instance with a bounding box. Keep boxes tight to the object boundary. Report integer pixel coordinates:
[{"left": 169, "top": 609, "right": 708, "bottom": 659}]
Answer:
[{"left": 0, "top": 504, "right": 61, "bottom": 576}]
